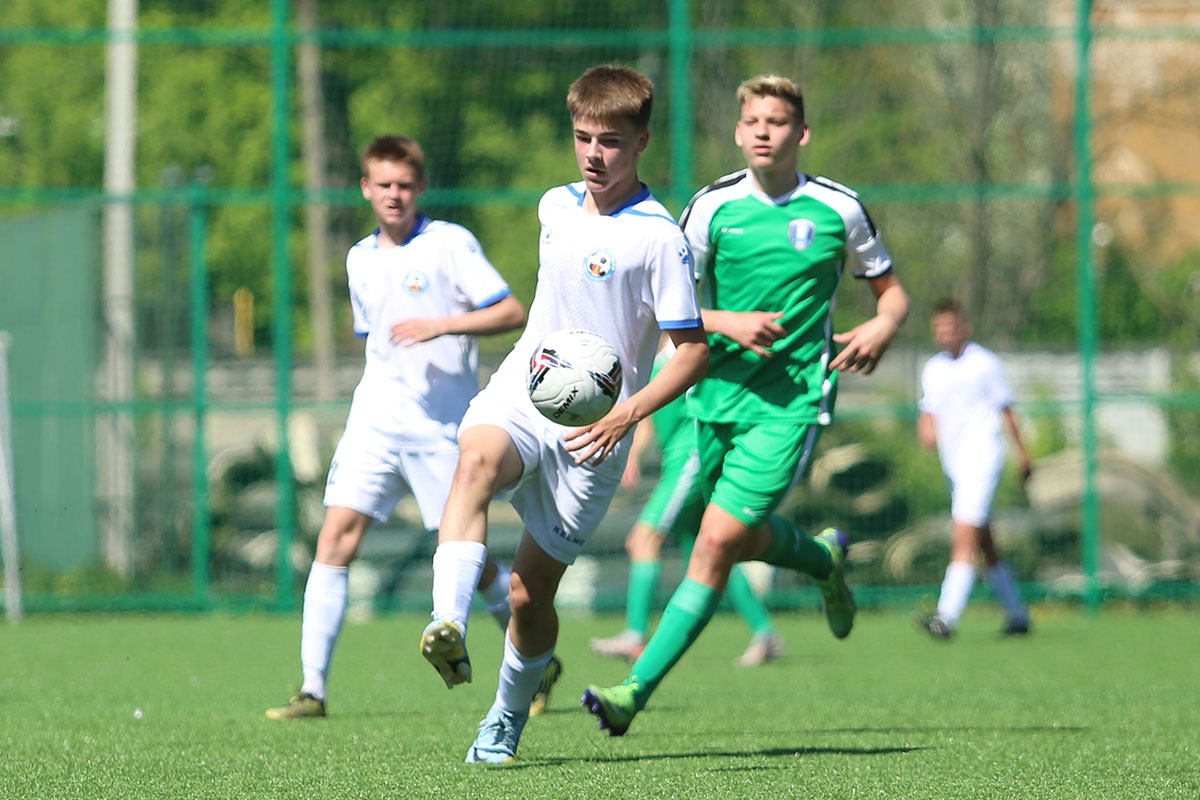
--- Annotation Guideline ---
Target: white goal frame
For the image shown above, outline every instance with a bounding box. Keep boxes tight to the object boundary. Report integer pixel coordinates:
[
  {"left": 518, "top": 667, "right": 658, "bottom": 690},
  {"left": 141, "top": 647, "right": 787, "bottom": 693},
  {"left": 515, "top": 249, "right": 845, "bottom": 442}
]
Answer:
[{"left": 0, "top": 331, "right": 22, "bottom": 621}]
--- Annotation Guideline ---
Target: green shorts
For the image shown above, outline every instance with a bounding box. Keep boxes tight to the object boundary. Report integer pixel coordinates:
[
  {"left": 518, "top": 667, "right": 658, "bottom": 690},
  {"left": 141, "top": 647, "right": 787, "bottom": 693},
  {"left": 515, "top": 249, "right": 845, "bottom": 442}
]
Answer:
[
  {"left": 694, "top": 420, "right": 822, "bottom": 528},
  {"left": 636, "top": 421, "right": 705, "bottom": 541}
]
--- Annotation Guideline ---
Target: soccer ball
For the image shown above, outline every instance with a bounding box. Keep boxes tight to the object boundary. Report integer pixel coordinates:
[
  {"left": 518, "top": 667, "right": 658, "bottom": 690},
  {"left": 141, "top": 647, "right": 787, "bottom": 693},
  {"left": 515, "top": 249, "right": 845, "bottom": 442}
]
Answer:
[{"left": 528, "top": 329, "right": 623, "bottom": 426}]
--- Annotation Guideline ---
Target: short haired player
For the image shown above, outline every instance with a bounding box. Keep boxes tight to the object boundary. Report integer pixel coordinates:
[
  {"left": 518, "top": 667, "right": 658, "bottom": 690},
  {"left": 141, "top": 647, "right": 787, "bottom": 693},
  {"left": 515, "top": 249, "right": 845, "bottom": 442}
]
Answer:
[
  {"left": 583, "top": 74, "right": 910, "bottom": 736},
  {"left": 588, "top": 336, "right": 785, "bottom": 667},
  {"left": 265, "top": 135, "right": 526, "bottom": 720},
  {"left": 418, "top": 65, "right": 709, "bottom": 764},
  {"left": 914, "top": 298, "right": 1032, "bottom": 638}
]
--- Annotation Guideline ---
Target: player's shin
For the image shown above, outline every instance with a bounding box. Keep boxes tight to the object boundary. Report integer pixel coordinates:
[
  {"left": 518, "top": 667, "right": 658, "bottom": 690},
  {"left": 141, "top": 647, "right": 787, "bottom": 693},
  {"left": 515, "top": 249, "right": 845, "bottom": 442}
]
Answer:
[
  {"left": 495, "top": 632, "right": 555, "bottom": 714},
  {"left": 480, "top": 559, "right": 512, "bottom": 630},
  {"left": 624, "top": 577, "right": 721, "bottom": 710},
  {"left": 431, "top": 540, "right": 488, "bottom": 634},
  {"left": 760, "top": 515, "right": 832, "bottom": 578},
  {"left": 299, "top": 562, "right": 349, "bottom": 701}
]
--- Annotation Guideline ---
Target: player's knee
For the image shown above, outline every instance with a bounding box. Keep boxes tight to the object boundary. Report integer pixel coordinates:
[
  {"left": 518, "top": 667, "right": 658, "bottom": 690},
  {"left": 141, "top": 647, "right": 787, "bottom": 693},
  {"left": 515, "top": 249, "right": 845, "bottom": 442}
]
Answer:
[
  {"left": 454, "top": 446, "right": 502, "bottom": 490},
  {"left": 692, "top": 529, "right": 740, "bottom": 569},
  {"left": 315, "top": 521, "right": 363, "bottom": 564},
  {"left": 508, "top": 572, "right": 551, "bottom": 620}
]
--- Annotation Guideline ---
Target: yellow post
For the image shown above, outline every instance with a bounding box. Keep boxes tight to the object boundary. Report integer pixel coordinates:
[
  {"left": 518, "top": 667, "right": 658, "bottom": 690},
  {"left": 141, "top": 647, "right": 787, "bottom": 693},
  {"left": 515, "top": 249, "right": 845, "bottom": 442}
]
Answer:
[{"left": 234, "top": 287, "right": 255, "bottom": 357}]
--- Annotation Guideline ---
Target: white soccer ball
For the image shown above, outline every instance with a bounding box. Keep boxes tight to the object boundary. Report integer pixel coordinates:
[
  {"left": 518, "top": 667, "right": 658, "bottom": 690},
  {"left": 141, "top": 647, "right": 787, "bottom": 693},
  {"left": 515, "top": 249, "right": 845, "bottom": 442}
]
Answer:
[{"left": 528, "top": 329, "right": 623, "bottom": 426}]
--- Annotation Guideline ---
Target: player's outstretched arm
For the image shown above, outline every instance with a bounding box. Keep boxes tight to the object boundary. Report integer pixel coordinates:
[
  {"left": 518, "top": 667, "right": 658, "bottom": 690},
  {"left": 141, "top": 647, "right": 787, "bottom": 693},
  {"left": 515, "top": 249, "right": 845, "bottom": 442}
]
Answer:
[
  {"left": 702, "top": 309, "right": 786, "bottom": 357},
  {"left": 830, "top": 272, "right": 908, "bottom": 374},
  {"left": 390, "top": 294, "right": 526, "bottom": 346},
  {"left": 565, "top": 327, "right": 708, "bottom": 466}
]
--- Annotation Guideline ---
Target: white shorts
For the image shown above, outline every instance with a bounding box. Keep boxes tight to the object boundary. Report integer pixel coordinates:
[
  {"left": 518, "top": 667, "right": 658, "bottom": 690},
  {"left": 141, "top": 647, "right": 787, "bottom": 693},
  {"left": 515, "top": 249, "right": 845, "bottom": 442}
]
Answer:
[
  {"left": 459, "top": 378, "right": 627, "bottom": 565},
  {"left": 945, "top": 450, "right": 1004, "bottom": 528},
  {"left": 323, "top": 426, "right": 458, "bottom": 530}
]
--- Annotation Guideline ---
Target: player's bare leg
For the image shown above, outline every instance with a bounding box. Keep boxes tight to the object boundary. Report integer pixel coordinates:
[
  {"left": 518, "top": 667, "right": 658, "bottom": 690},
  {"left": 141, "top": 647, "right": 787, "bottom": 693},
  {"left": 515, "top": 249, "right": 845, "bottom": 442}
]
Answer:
[
  {"left": 467, "top": 533, "right": 566, "bottom": 763},
  {"left": 423, "top": 426, "right": 523, "bottom": 689}
]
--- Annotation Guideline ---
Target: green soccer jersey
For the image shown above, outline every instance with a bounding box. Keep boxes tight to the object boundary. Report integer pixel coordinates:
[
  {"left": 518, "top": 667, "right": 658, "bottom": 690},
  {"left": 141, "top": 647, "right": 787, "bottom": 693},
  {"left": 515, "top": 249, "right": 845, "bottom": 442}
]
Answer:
[{"left": 680, "top": 169, "right": 893, "bottom": 424}]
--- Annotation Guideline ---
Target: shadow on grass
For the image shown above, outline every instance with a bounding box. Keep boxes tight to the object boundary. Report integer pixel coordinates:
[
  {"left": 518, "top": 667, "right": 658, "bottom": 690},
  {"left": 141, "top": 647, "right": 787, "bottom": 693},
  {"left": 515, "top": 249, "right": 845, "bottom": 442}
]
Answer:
[
  {"left": 807, "top": 725, "right": 1088, "bottom": 735},
  {"left": 509, "top": 744, "right": 926, "bottom": 769}
]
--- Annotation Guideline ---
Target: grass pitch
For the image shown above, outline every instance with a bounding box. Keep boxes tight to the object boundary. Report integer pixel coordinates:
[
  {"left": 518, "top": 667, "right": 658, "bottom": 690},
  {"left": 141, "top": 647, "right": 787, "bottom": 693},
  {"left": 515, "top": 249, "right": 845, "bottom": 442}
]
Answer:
[{"left": 1, "top": 607, "right": 1197, "bottom": 799}]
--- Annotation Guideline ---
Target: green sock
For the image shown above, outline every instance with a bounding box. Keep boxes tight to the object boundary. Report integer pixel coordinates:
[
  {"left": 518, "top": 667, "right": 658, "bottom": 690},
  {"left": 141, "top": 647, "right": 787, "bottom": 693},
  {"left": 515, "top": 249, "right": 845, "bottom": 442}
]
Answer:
[
  {"left": 625, "top": 578, "right": 721, "bottom": 710},
  {"left": 625, "top": 559, "right": 661, "bottom": 637},
  {"left": 726, "top": 564, "right": 774, "bottom": 636},
  {"left": 761, "top": 516, "right": 832, "bottom": 579}
]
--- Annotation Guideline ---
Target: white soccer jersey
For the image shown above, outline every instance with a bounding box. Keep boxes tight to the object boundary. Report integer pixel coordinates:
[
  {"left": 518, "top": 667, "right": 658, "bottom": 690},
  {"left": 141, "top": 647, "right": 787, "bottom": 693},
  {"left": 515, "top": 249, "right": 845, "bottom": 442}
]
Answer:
[
  {"left": 342, "top": 215, "right": 513, "bottom": 447},
  {"left": 919, "top": 342, "right": 1013, "bottom": 479},
  {"left": 486, "top": 182, "right": 702, "bottom": 411}
]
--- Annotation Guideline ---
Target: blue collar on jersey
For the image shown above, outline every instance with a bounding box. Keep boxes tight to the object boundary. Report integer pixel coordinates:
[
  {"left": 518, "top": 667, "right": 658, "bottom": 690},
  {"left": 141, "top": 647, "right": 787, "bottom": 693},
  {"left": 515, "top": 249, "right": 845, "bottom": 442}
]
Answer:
[
  {"left": 567, "top": 182, "right": 655, "bottom": 217},
  {"left": 369, "top": 214, "right": 429, "bottom": 247}
]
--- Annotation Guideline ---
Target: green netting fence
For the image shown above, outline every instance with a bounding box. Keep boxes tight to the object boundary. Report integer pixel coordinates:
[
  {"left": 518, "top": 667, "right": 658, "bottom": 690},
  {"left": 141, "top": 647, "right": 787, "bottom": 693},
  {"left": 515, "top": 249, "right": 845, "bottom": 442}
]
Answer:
[{"left": 1, "top": 0, "right": 1198, "bottom": 616}]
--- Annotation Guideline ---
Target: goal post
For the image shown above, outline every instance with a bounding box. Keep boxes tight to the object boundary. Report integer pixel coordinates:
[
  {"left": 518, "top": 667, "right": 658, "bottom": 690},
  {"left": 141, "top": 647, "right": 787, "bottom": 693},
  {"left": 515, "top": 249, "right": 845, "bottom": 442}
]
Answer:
[{"left": 0, "top": 331, "right": 22, "bottom": 621}]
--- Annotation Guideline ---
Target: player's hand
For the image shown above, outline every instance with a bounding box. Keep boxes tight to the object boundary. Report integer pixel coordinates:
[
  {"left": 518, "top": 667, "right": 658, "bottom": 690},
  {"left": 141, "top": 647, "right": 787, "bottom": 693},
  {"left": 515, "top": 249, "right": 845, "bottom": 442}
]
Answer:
[
  {"left": 720, "top": 311, "right": 786, "bottom": 357},
  {"left": 390, "top": 317, "right": 446, "bottom": 346},
  {"left": 830, "top": 314, "right": 900, "bottom": 374},
  {"left": 563, "top": 404, "right": 636, "bottom": 466},
  {"left": 1018, "top": 456, "right": 1033, "bottom": 486},
  {"left": 621, "top": 456, "right": 642, "bottom": 490}
]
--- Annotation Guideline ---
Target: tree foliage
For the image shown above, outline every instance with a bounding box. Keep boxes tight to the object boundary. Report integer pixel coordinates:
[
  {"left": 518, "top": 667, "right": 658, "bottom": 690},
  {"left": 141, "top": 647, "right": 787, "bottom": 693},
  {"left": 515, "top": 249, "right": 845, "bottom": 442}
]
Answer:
[{"left": 0, "top": 0, "right": 1196, "bottom": 355}]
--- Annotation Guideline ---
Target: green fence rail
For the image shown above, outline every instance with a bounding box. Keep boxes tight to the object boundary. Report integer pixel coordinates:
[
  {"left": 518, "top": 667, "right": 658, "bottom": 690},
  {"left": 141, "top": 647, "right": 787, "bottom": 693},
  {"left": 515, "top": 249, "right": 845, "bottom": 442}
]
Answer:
[{"left": 1, "top": 0, "right": 1197, "bottom": 615}]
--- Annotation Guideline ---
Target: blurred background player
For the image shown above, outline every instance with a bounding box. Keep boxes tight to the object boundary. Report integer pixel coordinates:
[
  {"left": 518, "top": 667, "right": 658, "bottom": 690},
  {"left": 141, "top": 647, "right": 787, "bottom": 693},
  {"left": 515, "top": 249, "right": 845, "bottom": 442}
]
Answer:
[
  {"left": 589, "top": 336, "right": 784, "bottom": 667},
  {"left": 418, "top": 64, "right": 708, "bottom": 764},
  {"left": 266, "top": 135, "right": 527, "bottom": 719},
  {"left": 914, "top": 298, "right": 1033, "bottom": 639},
  {"left": 583, "top": 73, "right": 909, "bottom": 737}
]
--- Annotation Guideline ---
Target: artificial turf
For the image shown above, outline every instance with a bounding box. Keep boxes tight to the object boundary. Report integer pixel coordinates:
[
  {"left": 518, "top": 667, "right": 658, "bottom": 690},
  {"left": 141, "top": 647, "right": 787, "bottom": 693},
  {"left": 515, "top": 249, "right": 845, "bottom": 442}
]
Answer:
[{"left": 1, "top": 607, "right": 1197, "bottom": 799}]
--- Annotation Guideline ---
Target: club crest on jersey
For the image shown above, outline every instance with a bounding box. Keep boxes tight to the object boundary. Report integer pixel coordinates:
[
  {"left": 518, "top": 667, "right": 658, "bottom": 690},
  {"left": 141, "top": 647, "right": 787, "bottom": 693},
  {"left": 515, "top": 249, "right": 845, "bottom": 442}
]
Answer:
[
  {"left": 583, "top": 248, "right": 616, "bottom": 282},
  {"left": 789, "top": 219, "right": 817, "bottom": 251},
  {"left": 403, "top": 270, "right": 428, "bottom": 294}
]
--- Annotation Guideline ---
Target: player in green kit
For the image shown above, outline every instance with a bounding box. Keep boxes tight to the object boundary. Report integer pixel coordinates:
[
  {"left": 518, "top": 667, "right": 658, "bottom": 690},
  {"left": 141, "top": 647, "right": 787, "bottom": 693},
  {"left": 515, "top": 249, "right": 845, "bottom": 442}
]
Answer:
[
  {"left": 583, "top": 73, "right": 909, "bottom": 735},
  {"left": 590, "top": 339, "right": 784, "bottom": 666}
]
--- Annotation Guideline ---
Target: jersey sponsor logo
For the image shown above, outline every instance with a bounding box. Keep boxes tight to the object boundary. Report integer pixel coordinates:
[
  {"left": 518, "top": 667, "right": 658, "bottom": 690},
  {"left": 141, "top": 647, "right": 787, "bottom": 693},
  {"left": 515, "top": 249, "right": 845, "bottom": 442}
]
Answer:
[
  {"left": 583, "top": 248, "right": 616, "bottom": 282},
  {"left": 720, "top": 226, "right": 744, "bottom": 235},
  {"left": 677, "top": 244, "right": 691, "bottom": 267},
  {"left": 789, "top": 219, "right": 817, "bottom": 251},
  {"left": 403, "top": 269, "right": 429, "bottom": 294},
  {"left": 541, "top": 227, "right": 553, "bottom": 246}
]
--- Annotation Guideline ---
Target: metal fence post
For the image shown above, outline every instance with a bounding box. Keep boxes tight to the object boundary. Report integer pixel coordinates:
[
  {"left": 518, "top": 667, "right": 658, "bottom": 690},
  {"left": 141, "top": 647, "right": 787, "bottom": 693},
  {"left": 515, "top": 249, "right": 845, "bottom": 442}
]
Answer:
[{"left": 1073, "top": 0, "right": 1102, "bottom": 612}]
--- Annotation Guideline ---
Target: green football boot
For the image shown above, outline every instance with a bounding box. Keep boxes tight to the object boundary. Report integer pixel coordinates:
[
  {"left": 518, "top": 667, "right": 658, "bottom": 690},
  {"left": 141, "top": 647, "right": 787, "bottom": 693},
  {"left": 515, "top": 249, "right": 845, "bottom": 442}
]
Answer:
[
  {"left": 581, "top": 683, "right": 637, "bottom": 737},
  {"left": 815, "top": 527, "right": 856, "bottom": 639}
]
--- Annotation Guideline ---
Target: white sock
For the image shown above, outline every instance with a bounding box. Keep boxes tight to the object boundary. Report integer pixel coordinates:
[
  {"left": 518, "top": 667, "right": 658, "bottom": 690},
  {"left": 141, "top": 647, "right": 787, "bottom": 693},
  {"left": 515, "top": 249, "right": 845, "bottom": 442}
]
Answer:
[
  {"left": 986, "top": 561, "right": 1028, "bottom": 623},
  {"left": 937, "top": 561, "right": 976, "bottom": 628},
  {"left": 494, "top": 631, "right": 555, "bottom": 715},
  {"left": 431, "top": 540, "right": 487, "bottom": 637},
  {"left": 299, "top": 561, "right": 349, "bottom": 701},
  {"left": 480, "top": 560, "right": 512, "bottom": 630}
]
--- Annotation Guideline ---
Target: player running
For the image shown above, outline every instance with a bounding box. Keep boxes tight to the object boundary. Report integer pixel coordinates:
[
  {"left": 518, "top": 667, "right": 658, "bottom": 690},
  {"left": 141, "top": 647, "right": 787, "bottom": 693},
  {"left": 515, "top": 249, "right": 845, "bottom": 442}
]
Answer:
[
  {"left": 589, "top": 336, "right": 785, "bottom": 667},
  {"left": 583, "top": 73, "right": 909, "bottom": 736},
  {"left": 266, "top": 135, "right": 526, "bottom": 720},
  {"left": 418, "top": 64, "right": 709, "bottom": 764}
]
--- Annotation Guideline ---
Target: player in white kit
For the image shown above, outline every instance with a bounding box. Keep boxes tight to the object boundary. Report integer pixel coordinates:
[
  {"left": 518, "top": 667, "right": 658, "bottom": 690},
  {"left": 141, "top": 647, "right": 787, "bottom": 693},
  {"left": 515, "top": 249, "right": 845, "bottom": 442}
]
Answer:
[
  {"left": 266, "top": 135, "right": 526, "bottom": 719},
  {"left": 915, "top": 299, "right": 1033, "bottom": 639},
  {"left": 417, "top": 65, "right": 709, "bottom": 764}
]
